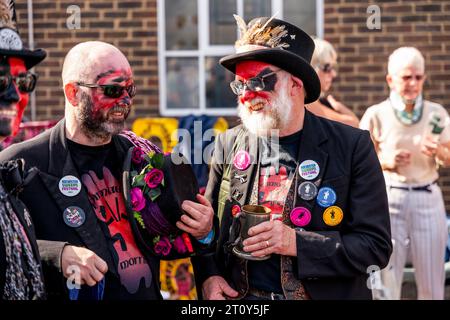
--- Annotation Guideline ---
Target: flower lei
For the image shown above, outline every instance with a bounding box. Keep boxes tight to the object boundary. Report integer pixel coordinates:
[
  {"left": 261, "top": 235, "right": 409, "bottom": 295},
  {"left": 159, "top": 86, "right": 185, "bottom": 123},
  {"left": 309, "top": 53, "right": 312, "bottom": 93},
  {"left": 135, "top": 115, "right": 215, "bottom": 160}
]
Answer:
[{"left": 130, "top": 147, "right": 194, "bottom": 256}]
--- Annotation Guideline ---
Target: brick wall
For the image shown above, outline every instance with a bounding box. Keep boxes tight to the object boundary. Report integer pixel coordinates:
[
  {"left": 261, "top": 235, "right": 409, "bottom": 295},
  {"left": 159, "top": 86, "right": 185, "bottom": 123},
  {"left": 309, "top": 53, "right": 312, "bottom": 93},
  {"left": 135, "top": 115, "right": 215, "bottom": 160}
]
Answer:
[
  {"left": 15, "top": 0, "right": 159, "bottom": 121},
  {"left": 12, "top": 0, "right": 450, "bottom": 210},
  {"left": 324, "top": 0, "right": 450, "bottom": 210}
]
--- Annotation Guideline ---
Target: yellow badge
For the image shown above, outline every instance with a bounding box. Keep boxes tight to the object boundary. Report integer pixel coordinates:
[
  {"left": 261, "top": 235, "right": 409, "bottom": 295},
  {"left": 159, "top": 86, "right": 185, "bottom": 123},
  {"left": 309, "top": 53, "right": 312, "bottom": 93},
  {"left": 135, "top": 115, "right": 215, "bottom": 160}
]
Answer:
[{"left": 323, "top": 206, "right": 344, "bottom": 226}]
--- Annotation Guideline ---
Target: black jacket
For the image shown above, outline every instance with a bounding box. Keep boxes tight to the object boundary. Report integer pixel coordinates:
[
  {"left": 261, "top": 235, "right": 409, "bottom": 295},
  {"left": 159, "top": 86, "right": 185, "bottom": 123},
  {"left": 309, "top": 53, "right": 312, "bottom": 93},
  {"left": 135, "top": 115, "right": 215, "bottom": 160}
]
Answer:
[
  {"left": 0, "top": 119, "right": 208, "bottom": 299},
  {"left": 193, "top": 110, "right": 392, "bottom": 300}
]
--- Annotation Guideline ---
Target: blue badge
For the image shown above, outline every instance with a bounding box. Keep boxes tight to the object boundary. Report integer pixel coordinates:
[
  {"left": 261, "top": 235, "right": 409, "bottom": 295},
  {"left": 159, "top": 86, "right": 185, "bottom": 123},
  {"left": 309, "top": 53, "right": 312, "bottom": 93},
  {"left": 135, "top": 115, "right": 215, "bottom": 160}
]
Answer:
[
  {"left": 63, "top": 206, "right": 86, "bottom": 228},
  {"left": 316, "top": 187, "right": 337, "bottom": 208}
]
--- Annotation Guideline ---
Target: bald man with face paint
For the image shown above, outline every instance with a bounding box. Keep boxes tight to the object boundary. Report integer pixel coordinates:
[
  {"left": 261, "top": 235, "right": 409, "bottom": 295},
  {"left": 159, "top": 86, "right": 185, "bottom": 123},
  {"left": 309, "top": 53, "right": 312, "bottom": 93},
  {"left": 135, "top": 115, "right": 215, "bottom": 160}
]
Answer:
[
  {"left": 0, "top": 41, "right": 215, "bottom": 300},
  {"left": 192, "top": 16, "right": 392, "bottom": 300}
]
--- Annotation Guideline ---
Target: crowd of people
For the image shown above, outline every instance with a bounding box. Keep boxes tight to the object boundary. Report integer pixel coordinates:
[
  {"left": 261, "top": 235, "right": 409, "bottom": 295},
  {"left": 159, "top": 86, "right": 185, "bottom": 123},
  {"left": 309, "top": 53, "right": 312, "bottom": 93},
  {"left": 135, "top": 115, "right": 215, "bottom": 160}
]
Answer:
[{"left": 0, "top": 1, "right": 448, "bottom": 300}]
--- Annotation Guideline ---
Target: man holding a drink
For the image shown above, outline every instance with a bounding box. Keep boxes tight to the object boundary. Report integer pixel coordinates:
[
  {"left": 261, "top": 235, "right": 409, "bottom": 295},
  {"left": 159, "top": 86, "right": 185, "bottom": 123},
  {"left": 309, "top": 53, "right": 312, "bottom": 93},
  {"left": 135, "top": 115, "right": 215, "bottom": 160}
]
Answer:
[{"left": 192, "top": 16, "right": 392, "bottom": 300}]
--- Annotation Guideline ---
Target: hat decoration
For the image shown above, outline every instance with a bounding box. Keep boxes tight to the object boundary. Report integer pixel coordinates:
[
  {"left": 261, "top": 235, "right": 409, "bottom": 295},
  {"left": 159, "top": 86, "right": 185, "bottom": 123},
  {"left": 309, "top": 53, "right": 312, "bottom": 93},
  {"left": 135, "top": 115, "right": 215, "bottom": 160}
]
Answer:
[{"left": 234, "top": 14, "right": 290, "bottom": 50}]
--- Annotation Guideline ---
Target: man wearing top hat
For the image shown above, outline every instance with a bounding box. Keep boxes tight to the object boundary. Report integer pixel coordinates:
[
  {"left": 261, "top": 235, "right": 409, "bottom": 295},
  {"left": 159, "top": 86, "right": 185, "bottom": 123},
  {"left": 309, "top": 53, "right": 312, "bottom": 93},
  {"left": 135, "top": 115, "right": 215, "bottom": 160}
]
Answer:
[
  {"left": 0, "top": 0, "right": 46, "bottom": 299},
  {"left": 192, "top": 16, "right": 392, "bottom": 300},
  {"left": 0, "top": 40, "right": 216, "bottom": 300}
]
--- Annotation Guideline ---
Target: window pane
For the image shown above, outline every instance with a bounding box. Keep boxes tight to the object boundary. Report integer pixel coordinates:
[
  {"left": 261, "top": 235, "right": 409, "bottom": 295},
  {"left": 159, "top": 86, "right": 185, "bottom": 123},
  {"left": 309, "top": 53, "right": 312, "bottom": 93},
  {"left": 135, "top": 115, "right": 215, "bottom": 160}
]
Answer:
[
  {"left": 244, "top": 0, "right": 271, "bottom": 20},
  {"left": 166, "top": 58, "right": 199, "bottom": 109},
  {"left": 283, "top": 0, "right": 316, "bottom": 36},
  {"left": 209, "top": 0, "right": 237, "bottom": 45},
  {"left": 205, "top": 57, "right": 236, "bottom": 109},
  {"left": 165, "top": 0, "right": 198, "bottom": 50}
]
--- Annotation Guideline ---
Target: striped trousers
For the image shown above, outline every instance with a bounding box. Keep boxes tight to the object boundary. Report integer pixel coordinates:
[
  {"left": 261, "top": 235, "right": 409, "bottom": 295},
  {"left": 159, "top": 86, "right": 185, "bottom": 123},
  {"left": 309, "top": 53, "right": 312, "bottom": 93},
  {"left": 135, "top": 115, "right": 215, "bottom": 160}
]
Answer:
[{"left": 379, "top": 183, "right": 447, "bottom": 300}]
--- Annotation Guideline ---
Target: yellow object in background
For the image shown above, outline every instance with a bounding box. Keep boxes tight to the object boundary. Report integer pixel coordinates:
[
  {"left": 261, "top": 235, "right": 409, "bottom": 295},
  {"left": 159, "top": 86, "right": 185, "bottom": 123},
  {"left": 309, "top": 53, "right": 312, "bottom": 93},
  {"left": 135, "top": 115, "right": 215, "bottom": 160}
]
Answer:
[
  {"left": 131, "top": 116, "right": 229, "bottom": 300},
  {"left": 160, "top": 259, "right": 197, "bottom": 300},
  {"left": 132, "top": 118, "right": 179, "bottom": 152}
]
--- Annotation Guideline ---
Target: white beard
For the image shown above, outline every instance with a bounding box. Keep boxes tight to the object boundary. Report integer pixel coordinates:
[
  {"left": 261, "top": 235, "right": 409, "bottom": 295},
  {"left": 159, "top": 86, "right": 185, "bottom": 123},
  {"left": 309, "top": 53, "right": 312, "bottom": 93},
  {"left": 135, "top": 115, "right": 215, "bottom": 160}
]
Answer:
[{"left": 238, "top": 78, "right": 292, "bottom": 136}]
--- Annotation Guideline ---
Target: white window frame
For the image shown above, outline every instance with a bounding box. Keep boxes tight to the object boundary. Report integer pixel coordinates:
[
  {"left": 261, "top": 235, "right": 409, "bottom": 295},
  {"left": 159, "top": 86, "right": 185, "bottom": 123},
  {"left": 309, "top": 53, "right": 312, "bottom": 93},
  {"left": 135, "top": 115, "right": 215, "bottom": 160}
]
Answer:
[{"left": 158, "top": 0, "right": 324, "bottom": 116}]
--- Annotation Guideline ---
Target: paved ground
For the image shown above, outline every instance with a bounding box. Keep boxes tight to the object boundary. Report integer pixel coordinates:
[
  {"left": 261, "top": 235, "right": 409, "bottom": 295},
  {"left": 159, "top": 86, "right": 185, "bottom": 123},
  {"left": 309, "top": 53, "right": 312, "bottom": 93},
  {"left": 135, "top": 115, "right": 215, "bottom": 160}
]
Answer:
[{"left": 401, "top": 262, "right": 450, "bottom": 299}]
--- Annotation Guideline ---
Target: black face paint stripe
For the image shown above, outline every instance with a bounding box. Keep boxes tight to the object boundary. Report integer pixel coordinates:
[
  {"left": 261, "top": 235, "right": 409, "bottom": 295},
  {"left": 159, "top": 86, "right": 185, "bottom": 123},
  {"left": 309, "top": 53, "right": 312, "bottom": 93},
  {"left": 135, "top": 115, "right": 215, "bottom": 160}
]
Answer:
[
  {"left": 258, "top": 68, "right": 278, "bottom": 92},
  {"left": 95, "top": 70, "right": 115, "bottom": 81},
  {"left": 96, "top": 70, "right": 130, "bottom": 84}
]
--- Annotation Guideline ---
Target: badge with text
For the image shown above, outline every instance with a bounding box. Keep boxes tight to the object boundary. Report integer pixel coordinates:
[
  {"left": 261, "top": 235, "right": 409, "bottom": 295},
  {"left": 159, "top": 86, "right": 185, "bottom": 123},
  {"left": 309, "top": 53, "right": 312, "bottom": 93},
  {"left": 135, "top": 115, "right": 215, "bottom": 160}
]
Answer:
[
  {"left": 316, "top": 187, "right": 337, "bottom": 208},
  {"left": 233, "top": 150, "right": 251, "bottom": 171},
  {"left": 323, "top": 206, "right": 344, "bottom": 226},
  {"left": 290, "top": 207, "right": 311, "bottom": 227},
  {"left": 63, "top": 206, "right": 86, "bottom": 228},
  {"left": 59, "top": 175, "right": 82, "bottom": 197},
  {"left": 298, "top": 181, "right": 318, "bottom": 201},
  {"left": 298, "top": 160, "right": 320, "bottom": 180}
]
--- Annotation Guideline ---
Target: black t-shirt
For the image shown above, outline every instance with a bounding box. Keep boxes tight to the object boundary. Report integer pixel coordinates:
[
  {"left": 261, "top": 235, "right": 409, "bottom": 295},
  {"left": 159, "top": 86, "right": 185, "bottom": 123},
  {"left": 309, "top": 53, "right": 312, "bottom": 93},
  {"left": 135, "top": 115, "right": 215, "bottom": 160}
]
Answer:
[
  {"left": 247, "top": 130, "right": 302, "bottom": 293},
  {"left": 67, "top": 139, "right": 156, "bottom": 300}
]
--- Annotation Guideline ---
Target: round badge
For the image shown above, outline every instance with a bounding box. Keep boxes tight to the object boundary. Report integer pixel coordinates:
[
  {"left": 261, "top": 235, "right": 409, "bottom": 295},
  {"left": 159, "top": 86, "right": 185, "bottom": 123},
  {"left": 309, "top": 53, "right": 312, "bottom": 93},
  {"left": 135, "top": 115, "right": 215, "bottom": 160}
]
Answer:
[
  {"left": 59, "top": 175, "right": 82, "bottom": 197},
  {"left": 298, "top": 160, "right": 320, "bottom": 180},
  {"left": 233, "top": 150, "right": 251, "bottom": 171},
  {"left": 316, "top": 187, "right": 337, "bottom": 208},
  {"left": 231, "top": 205, "right": 241, "bottom": 217},
  {"left": 290, "top": 207, "right": 311, "bottom": 227},
  {"left": 298, "top": 181, "right": 318, "bottom": 201},
  {"left": 323, "top": 206, "right": 344, "bottom": 226},
  {"left": 63, "top": 206, "right": 86, "bottom": 228}
]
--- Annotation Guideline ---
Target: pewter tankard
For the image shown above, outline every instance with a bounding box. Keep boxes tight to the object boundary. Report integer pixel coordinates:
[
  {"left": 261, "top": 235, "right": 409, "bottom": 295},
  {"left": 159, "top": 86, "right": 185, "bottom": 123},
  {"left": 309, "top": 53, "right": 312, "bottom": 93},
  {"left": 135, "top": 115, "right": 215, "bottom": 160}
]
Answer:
[{"left": 232, "top": 204, "right": 271, "bottom": 261}]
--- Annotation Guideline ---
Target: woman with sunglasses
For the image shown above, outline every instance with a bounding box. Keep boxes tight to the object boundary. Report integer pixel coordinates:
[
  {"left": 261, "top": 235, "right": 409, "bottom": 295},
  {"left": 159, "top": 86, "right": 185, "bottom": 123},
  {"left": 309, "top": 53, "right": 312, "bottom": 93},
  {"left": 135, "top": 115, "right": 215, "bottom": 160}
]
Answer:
[
  {"left": 0, "top": 0, "right": 46, "bottom": 300},
  {"left": 306, "top": 38, "right": 359, "bottom": 128},
  {"left": 360, "top": 47, "right": 450, "bottom": 300}
]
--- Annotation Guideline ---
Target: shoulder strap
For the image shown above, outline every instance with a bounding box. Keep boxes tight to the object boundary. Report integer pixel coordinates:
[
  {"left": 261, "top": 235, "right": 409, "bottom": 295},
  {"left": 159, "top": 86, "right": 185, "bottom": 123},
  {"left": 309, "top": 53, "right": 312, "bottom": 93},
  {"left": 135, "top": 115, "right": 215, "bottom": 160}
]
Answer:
[
  {"left": 217, "top": 127, "right": 246, "bottom": 221},
  {"left": 119, "top": 130, "right": 162, "bottom": 154}
]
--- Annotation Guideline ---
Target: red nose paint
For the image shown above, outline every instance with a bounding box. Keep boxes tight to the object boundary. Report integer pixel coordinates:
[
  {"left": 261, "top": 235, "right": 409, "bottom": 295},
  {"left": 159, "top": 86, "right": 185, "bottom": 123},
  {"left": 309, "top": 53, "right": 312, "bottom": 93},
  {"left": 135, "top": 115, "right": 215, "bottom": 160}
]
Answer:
[{"left": 236, "top": 61, "right": 273, "bottom": 105}]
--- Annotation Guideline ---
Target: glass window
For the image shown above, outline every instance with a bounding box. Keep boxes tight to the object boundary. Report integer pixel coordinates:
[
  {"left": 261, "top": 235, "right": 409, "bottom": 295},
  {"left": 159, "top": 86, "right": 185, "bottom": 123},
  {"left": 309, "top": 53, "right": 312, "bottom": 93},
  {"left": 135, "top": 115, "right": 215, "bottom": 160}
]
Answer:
[
  {"left": 166, "top": 58, "right": 199, "bottom": 109},
  {"left": 159, "top": 0, "right": 322, "bottom": 115},
  {"left": 165, "top": 0, "right": 198, "bottom": 50},
  {"left": 209, "top": 0, "right": 236, "bottom": 45},
  {"left": 205, "top": 57, "right": 236, "bottom": 109},
  {"left": 244, "top": 0, "right": 271, "bottom": 21},
  {"left": 283, "top": 0, "right": 317, "bottom": 36}
]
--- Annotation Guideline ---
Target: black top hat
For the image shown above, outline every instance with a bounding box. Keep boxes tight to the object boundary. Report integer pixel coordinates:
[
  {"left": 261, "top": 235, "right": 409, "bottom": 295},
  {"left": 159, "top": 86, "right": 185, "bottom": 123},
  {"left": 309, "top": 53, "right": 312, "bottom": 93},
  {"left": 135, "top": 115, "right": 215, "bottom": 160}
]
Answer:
[
  {"left": 0, "top": 0, "right": 46, "bottom": 69},
  {"left": 220, "top": 15, "right": 320, "bottom": 104}
]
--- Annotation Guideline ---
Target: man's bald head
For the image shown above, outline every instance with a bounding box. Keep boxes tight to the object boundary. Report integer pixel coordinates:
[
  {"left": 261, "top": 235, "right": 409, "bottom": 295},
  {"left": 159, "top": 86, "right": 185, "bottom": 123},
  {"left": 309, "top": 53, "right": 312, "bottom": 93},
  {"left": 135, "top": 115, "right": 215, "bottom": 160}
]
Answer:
[{"left": 62, "top": 41, "right": 131, "bottom": 86}]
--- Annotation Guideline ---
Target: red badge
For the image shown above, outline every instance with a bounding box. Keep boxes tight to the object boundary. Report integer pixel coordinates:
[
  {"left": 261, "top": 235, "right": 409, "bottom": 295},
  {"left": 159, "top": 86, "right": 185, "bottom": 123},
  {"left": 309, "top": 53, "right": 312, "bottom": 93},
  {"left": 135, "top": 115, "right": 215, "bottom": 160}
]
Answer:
[{"left": 231, "top": 205, "right": 241, "bottom": 217}]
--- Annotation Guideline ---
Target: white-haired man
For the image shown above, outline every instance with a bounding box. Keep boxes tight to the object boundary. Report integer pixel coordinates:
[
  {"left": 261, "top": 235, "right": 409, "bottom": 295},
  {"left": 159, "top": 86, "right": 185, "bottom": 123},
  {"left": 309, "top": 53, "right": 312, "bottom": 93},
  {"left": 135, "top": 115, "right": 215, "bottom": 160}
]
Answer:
[
  {"left": 192, "top": 16, "right": 392, "bottom": 300},
  {"left": 360, "top": 47, "right": 450, "bottom": 300}
]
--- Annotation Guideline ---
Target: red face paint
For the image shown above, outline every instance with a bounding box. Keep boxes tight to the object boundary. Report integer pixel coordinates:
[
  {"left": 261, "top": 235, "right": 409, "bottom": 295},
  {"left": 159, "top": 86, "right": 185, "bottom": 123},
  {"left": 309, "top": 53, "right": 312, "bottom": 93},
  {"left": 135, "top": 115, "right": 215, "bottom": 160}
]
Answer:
[
  {"left": 235, "top": 61, "right": 274, "bottom": 105},
  {"left": 91, "top": 69, "right": 133, "bottom": 115},
  {"left": 0, "top": 57, "right": 29, "bottom": 137}
]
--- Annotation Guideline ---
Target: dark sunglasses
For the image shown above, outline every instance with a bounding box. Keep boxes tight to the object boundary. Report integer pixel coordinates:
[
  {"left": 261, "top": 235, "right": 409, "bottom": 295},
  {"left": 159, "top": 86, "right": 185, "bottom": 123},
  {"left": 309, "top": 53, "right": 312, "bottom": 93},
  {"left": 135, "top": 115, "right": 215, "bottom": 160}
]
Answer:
[
  {"left": 77, "top": 82, "right": 137, "bottom": 98},
  {"left": 0, "top": 72, "right": 38, "bottom": 93},
  {"left": 317, "top": 63, "right": 336, "bottom": 74},
  {"left": 229, "top": 69, "right": 282, "bottom": 95},
  {"left": 401, "top": 75, "right": 424, "bottom": 82}
]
